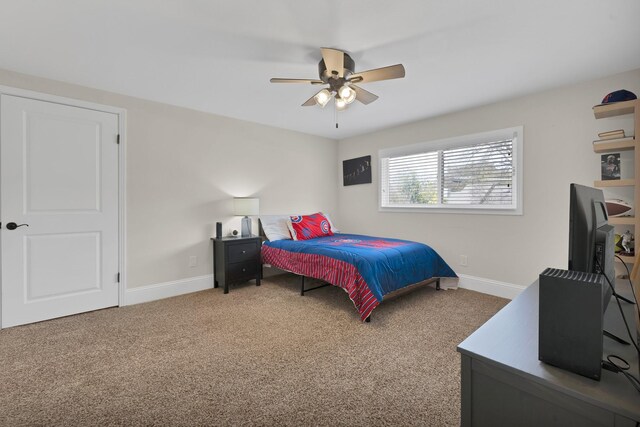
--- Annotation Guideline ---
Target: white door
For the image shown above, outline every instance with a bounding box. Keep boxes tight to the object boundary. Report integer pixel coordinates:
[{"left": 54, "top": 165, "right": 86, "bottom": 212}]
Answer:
[{"left": 1, "top": 94, "right": 120, "bottom": 328}]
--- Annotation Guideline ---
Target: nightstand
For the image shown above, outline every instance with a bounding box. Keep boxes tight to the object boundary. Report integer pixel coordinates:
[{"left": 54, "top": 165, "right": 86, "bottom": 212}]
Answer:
[{"left": 212, "top": 236, "right": 261, "bottom": 294}]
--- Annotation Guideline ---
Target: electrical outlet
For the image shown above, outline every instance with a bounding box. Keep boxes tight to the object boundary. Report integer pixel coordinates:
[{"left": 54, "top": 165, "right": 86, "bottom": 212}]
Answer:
[
  {"left": 459, "top": 255, "right": 468, "bottom": 266},
  {"left": 189, "top": 255, "right": 197, "bottom": 268}
]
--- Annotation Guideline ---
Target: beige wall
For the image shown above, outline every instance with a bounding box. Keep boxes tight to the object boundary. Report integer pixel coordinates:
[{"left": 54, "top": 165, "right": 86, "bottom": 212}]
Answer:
[
  {"left": 337, "top": 68, "right": 640, "bottom": 287},
  {"left": 0, "top": 69, "right": 338, "bottom": 288},
  {"left": 3, "top": 66, "right": 637, "bottom": 291}
]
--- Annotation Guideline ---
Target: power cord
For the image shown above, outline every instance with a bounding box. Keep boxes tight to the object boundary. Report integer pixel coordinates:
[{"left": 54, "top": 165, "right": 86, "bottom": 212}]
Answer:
[
  {"left": 594, "top": 257, "right": 640, "bottom": 394},
  {"left": 601, "top": 355, "right": 640, "bottom": 393},
  {"left": 614, "top": 254, "right": 640, "bottom": 323},
  {"left": 595, "top": 257, "right": 639, "bottom": 354}
]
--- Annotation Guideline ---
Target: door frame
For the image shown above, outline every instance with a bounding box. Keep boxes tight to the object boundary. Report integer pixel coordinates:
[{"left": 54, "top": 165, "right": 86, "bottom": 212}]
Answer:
[{"left": 0, "top": 85, "right": 127, "bottom": 329}]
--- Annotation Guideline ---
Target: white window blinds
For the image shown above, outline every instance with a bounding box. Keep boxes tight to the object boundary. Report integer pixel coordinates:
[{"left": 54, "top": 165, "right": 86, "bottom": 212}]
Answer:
[
  {"left": 381, "top": 152, "right": 438, "bottom": 206},
  {"left": 380, "top": 127, "right": 522, "bottom": 214}
]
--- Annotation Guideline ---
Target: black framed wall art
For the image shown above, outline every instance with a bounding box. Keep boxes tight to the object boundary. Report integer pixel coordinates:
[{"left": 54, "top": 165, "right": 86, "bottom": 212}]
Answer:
[{"left": 343, "top": 155, "right": 372, "bottom": 186}]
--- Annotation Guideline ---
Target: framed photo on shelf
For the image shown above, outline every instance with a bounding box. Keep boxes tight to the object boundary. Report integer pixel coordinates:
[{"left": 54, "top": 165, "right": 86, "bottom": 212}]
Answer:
[{"left": 601, "top": 153, "right": 621, "bottom": 180}]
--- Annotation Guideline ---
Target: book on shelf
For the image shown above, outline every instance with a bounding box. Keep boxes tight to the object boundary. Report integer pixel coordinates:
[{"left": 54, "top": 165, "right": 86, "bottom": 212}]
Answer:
[
  {"left": 600, "top": 133, "right": 625, "bottom": 140},
  {"left": 599, "top": 129, "right": 624, "bottom": 137},
  {"left": 598, "top": 129, "right": 625, "bottom": 139}
]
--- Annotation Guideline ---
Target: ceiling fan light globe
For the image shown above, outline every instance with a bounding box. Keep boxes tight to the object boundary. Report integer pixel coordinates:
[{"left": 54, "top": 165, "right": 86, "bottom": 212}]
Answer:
[
  {"left": 335, "top": 97, "right": 347, "bottom": 111},
  {"left": 337, "top": 85, "right": 350, "bottom": 99},
  {"left": 314, "top": 89, "right": 332, "bottom": 107},
  {"left": 338, "top": 85, "right": 356, "bottom": 104}
]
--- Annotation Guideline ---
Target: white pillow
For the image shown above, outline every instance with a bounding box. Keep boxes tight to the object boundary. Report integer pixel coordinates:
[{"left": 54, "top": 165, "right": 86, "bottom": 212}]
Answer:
[{"left": 259, "top": 215, "right": 292, "bottom": 241}]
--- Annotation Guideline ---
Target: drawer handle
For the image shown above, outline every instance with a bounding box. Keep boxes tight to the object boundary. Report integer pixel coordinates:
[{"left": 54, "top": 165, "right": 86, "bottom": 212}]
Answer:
[
  {"left": 242, "top": 268, "right": 246, "bottom": 272},
  {"left": 242, "top": 250, "right": 246, "bottom": 254}
]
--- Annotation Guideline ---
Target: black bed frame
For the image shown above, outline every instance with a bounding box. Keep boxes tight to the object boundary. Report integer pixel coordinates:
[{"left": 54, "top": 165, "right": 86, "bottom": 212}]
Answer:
[
  {"left": 299, "top": 274, "right": 441, "bottom": 322},
  {"left": 259, "top": 220, "right": 442, "bottom": 323}
]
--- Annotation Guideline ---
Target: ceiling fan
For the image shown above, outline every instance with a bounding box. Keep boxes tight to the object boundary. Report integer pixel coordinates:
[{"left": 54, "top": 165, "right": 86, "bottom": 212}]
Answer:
[{"left": 270, "top": 48, "right": 405, "bottom": 111}]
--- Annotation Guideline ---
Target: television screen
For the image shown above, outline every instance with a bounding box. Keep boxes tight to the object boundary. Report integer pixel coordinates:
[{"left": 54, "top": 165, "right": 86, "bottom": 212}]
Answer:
[{"left": 568, "top": 183, "right": 615, "bottom": 309}]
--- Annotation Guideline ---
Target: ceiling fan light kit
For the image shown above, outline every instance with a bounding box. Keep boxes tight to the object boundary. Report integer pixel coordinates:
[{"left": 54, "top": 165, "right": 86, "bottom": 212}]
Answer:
[
  {"left": 338, "top": 85, "right": 356, "bottom": 104},
  {"left": 270, "top": 47, "right": 405, "bottom": 112},
  {"left": 314, "top": 89, "right": 332, "bottom": 108}
]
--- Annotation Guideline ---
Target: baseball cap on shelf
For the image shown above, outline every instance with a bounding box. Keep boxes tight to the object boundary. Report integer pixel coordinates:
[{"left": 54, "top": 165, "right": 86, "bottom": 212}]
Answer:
[{"left": 600, "top": 89, "right": 637, "bottom": 104}]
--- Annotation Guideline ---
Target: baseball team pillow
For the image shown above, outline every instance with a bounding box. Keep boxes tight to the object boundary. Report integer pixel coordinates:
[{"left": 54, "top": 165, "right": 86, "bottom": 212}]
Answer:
[{"left": 287, "top": 212, "right": 334, "bottom": 241}]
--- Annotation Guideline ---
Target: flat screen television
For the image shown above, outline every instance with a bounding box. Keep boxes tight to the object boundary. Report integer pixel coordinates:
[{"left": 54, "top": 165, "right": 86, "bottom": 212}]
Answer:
[{"left": 568, "top": 183, "right": 615, "bottom": 309}]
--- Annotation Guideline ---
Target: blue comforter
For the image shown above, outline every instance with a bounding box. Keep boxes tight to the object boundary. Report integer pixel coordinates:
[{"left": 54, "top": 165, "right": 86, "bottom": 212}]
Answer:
[{"left": 264, "top": 234, "right": 457, "bottom": 301}]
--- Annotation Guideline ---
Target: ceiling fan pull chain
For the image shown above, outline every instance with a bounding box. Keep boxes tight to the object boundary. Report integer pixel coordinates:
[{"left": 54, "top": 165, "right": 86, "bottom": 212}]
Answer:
[{"left": 335, "top": 103, "right": 339, "bottom": 128}]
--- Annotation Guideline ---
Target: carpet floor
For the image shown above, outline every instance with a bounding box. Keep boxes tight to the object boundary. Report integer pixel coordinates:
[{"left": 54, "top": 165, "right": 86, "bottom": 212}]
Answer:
[{"left": 0, "top": 274, "right": 507, "bottom": 426}]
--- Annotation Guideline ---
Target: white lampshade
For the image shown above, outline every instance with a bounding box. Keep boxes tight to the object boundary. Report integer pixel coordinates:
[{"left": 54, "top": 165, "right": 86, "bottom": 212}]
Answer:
[
  {"left": 338, "top": 85, "right": 356, "bottom": 104},
  {"left": 335, "top": 97, "right": 347, "bottom": 111},
  {"left": 314, "top": 89, "right": 332, "bottom": 108},
  {"left": 233, "top": 198, "right": 260, "bottom": 216}
]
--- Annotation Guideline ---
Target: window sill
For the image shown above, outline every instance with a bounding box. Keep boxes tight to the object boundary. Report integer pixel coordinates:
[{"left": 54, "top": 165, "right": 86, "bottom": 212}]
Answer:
[{"left": 378, "top": 206, "right": 523, "bottom": 215}]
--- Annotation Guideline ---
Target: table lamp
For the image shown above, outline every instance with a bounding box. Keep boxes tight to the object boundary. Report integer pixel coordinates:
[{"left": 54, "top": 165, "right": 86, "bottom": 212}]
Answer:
[{"left": 233, "top": 197, "right": 259, "bottom": 237}]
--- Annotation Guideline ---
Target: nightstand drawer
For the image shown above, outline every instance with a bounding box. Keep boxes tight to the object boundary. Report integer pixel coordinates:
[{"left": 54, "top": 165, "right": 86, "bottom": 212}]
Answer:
[
  {"left": 227, "top": 261, "right": 258, "bottom": 281},
  {"left": 212, "top": 236, "right": 261, "bottom": 294},
  {"left": 227, "top": 242, "right": 259, "bottom": 263}
]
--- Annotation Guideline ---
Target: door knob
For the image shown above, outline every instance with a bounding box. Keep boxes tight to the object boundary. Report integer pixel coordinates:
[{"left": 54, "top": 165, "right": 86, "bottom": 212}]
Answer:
[{"left": 6, "top": 222, "right": 29, "bottom": 230}]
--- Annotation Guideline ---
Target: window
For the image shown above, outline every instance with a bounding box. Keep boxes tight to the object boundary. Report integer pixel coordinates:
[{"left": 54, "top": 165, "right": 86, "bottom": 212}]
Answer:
[{"left": 380, "top": 126, "right": 523, "bottom": 214}]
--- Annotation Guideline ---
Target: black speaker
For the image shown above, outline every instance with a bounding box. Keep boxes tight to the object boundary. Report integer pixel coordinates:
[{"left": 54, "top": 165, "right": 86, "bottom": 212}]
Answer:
[
  {"left": 538, "top": 268, "right": 604, "bottom": 380},
  {"left": 215, "top": 222, "right": 222, "bottom": 239}
]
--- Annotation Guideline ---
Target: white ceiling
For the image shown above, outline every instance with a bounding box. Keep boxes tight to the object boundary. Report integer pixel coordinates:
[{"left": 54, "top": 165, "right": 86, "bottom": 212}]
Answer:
[{"left": 1, "top": 1, "right": 639, "bottom": 139}]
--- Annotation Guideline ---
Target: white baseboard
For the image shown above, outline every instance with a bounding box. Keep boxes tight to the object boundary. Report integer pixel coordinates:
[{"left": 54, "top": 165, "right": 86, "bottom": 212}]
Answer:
[
  {"left": 124, "top": 274, "right": 213, "bottom": 306},
  {"left": 457, "top": 274, "right": 525, "bottom": 300},
  {"left": 122, "top": 272, "right": 522, "bottom": 305}
]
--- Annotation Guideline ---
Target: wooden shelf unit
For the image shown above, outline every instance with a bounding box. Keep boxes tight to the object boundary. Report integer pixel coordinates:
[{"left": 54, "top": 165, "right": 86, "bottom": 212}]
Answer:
[
  {"left": 592, "top": 137, "right": 635, "bottom": 153},
  {"left": 608, "top": 216, "right": 635, "bottom": 225},
  {"left": 615, "top": 255, "right": 635, "bottom": 264},
  {"left": 593, "top": 178, "right": 635, "bottom": 187},
  {"left": 592, "top": 99, "right": 640, "bottom": 315},
  {"left": 593, "top": 99, "right": 637, "bottom": 119}
]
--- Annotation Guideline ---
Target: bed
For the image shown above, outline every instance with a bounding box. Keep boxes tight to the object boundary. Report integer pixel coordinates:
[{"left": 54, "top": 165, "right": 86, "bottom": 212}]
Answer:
[{"left": 260, "top": 214, "right": 457, "bottom": 321}]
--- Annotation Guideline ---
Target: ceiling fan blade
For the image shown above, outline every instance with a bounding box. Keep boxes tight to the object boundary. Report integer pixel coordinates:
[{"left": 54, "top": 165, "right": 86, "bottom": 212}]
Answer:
[
  {"left": 301, "top": 90, "right": 324, "bottom": 107},
  {"left": 320, "top": 48, "right": 345, "bottom": 78},
  {"left": 351, "top": 85, "right": 379, "bottom": 105},
  {"left": 349, "top": 64, "right": 405, "bottom": 84},
  {"left": 270, "top": 78, "right": 324, "bottom": 84}
]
